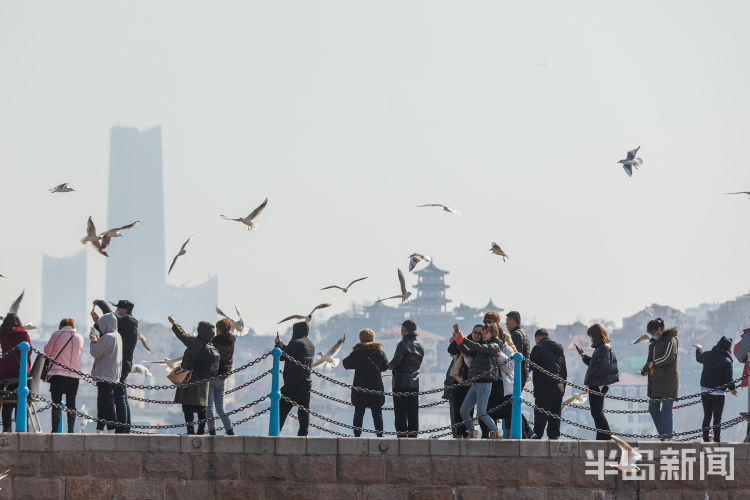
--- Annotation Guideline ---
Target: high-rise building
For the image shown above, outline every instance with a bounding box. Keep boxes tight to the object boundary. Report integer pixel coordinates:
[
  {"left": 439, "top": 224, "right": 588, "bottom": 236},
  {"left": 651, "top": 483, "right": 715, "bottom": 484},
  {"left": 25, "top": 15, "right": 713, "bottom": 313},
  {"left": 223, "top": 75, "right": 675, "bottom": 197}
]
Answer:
[{"left": 42, "top": 249, "right": 87, "bottom": 335}]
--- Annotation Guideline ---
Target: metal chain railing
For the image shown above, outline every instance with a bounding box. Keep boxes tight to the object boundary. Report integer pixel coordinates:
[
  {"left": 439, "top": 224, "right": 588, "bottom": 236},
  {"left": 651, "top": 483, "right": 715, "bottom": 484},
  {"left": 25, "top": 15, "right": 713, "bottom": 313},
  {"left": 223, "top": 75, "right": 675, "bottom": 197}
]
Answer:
[
  {"left": 309, "top": 388, "right": 448, "bottom": 411},
  {"left": 215, "top": 406, "right": 270, "bottom": 433},
  {"left": 225, "top": 370, "right": 271, "bottom": 395},
  {"left": 0, "top": 345, "right": 20, "bottom": 360}
]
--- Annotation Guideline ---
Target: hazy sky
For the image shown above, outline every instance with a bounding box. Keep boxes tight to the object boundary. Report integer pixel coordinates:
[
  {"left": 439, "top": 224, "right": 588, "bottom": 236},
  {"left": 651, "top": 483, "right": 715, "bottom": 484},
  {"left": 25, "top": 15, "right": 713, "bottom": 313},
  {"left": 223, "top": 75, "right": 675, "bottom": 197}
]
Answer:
[{"left": 2, "top": 1, "right": 750, "bottom": 334}]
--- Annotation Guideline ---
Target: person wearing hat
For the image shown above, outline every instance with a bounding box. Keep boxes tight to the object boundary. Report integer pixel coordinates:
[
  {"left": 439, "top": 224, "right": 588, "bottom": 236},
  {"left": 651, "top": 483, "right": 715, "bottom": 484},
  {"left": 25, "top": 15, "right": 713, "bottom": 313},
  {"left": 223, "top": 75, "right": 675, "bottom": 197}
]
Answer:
[
  {"left": 275, "top": 321, "right": 315, "bottom": 435},
  {"left": 94, "top": 299, "right": 138, "bottom": 433},
  {"left": 695, "top": 336, "right": 738, "bottom": 442},
  {"left": 529, "top": 328, "right": 567, "bottom": 439},
  {"left": 342, "top": 329, "right": 389, "bottom": 437}
]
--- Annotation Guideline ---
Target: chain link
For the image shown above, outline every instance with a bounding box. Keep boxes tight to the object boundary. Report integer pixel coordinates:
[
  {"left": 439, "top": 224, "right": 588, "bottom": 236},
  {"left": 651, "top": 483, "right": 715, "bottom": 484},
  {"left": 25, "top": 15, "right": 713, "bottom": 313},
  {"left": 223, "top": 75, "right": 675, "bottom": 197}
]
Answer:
[
  {"left": 308, "top": 388, "right": 448, "bottom": 411},
  {"left": 0, "top": 345, "right": 20, "bottom": 360}
]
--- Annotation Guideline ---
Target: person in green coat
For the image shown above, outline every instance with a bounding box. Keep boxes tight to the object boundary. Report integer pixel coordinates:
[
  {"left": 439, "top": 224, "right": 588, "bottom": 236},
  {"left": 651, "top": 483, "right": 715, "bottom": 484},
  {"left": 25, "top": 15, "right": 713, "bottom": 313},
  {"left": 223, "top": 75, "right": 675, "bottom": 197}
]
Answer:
[{"left": 640, "top": 318, "right": 679, "bottom": 440}]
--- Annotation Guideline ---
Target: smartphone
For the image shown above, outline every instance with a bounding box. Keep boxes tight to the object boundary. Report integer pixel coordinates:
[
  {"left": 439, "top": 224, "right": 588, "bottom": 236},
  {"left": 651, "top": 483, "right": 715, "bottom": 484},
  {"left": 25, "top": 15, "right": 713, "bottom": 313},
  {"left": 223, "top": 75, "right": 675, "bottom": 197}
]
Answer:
[{"left": 453, "top": 324, "right": 460, "bottom": 335}]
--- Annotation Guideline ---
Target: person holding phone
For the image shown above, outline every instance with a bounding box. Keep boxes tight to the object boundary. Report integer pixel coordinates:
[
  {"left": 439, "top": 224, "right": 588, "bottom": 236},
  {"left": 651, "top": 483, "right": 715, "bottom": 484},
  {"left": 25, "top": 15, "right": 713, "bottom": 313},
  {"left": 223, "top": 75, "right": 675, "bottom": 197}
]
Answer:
[
  {"left": 575, "top": 323, "right": 619, "bottom": 440},
  {"left": 275, "top": 322, "right": 315, "bottom": 436},
  {"left": 89, "top": 310, "right": 122, "bottom": 433},
  {"left": 448, "top": 324, "right": 484, "bottom": 437},
  {"left": 695, "top": 336, "right": 737, "bottom": 442}
]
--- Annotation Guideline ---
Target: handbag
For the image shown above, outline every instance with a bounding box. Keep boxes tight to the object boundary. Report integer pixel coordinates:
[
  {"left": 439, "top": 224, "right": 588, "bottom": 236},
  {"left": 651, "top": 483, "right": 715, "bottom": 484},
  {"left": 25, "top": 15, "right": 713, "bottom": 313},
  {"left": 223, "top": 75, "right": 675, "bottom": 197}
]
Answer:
[
  {"left": 449, "top": 353, "right": 465, "bottom": 383},
  {"left": 42, "top": 333, "right": 75, "bottom": 382},
  {"left": 167, "top": 366, "right": 192, "bottom": 386}
]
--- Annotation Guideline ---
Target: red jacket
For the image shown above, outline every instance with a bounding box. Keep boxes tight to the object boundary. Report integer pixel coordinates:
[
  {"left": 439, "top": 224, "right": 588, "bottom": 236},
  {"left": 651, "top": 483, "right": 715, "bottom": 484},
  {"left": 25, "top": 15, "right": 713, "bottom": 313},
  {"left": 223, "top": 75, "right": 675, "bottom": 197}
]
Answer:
[{"left": 0, "top": 327, "right": 32, "bottom": 381}]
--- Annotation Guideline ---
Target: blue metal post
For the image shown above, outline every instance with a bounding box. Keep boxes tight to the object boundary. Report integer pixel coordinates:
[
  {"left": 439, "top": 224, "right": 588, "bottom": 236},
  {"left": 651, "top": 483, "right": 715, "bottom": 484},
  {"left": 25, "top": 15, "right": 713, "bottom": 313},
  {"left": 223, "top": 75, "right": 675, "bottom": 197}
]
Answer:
[
  {"left": 57, "top": 402, "right": 66, "bottom": 433},
  {"left": 268, "top": 347, "right": 282, "bottom": 436},
  {"left": 510, "top": 352, "right": 523, "bottom": 439},
  {"left": 15, "top": 342, "right": 30, "bottom": 433}
]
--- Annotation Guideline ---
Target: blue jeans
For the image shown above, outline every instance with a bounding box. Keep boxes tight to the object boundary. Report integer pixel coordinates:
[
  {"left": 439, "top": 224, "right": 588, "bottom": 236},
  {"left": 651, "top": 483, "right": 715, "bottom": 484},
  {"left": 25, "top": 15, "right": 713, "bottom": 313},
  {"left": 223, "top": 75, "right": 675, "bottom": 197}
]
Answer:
[
  {"left": 207, "top": 378, "right": 233, "bottom": 432},
  {"left": 113, "top": 380, "right": 130, "bottom": 433},
  {"left": 649, "top": 397, "right": 673, "bottom": 439},
  {"left": 460, "top": 382, "right": 498, "bottom": 434}
]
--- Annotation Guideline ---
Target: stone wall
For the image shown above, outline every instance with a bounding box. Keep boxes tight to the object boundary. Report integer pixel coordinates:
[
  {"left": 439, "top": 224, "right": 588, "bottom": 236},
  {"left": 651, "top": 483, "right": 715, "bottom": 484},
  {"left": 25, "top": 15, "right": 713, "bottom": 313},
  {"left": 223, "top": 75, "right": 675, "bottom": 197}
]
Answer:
[{"left": 0, "top": 434, "right": 747, "bottom": 499}]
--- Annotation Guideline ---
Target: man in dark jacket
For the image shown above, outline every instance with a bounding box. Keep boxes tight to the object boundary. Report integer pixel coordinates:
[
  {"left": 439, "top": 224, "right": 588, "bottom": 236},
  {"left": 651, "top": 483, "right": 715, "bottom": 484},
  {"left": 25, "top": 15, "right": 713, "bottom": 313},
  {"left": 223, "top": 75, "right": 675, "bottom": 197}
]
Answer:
[
  {"left": 529, "top": 328, "right": 567, "bottom": 439},
  {"left": 695, "top": 337, "right": 737, "bottom": 442},
  {"left": 94, "top": 299, "right": 138, "bottom": 433},
  {"left": 275, "top": 321, "right": 315, "bottom": 436},
  {"left": 388, "top": 320, "right": 424, "bottom": 437},
  {"left": 505, "top": 311, "right": 534, "bottom": 438}
]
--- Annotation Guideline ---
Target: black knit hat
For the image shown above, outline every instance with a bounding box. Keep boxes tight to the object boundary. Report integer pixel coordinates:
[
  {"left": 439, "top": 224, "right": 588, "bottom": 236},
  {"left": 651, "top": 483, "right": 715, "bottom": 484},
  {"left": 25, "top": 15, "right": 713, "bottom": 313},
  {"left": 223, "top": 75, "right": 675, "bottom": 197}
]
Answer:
[
  {"left": 535, "top": 328, "right": 549, "bottom": 338},
  {"left": 717, "top": 336, "right": 732, "bottom": 351},
  {"left": 116, "top": 299, "right": 135, "bottom": 313}
]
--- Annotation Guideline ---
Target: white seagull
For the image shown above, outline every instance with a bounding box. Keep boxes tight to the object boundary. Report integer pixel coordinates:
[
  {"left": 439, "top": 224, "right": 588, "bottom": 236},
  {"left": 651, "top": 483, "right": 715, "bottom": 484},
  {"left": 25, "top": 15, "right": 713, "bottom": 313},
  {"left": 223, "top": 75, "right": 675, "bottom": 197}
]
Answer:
[
  {"left": 321, "top": 277, "right": 368, "bottom": 293},
  {"left": 632, "top": 333, "right": 651, "bottom": 344},
  {"left": 8, "top": 290, "right": 24, "bottom": 315},
  {"left": 724, "top": 191, "right": 750, "bottom": 198},
  {"left": 618, "top": 146, "right": 643, "bottom": 177},
  {"left": 609, "top": 435, "right": 643, "bottom": 473},
  {"left": 130, "top": 364, "right": 152, "bottom": 377},
  {"left": 79, "top": 404, "right": 89, "bottom": 433},
  {"left": 168, "top": 235, "right": 192, "bottom": 275},
  {"left": 408, "top": 253, "right": 431, "bottom": 272},
  {"left": 490, "top": 242, "right": 509, "bottom": 262},
  {"left": 277, "top": 303, "right": 332, "bottom": 324},
  {"left": 376, "top": 269, "right": 412, "bottom": 303},
  {"left": 99, "top": 220, "right": 140, "bottom": 239},
  {"left": 311, "top": 335, "right": 346, "bottom": 370},
  {"left": 80, "top": 217, "right": 108, "bottom": 257},
  {"left": 137, "top": 333, "right": 152, "bottom": 353},
  {"left": 561, "top": 391, "right": 589, "bottom": 410},
  {"left": 221, "top": 197, "right": 268, "bottom": 230},
  {"left": 416, "top": 203, "right": 462, "bottom": 216},
  {"left": 49, "top": 183, "right": 75, "bottom": 193},
  {"left": 216, "top": 305, "right": 246, "bottom": 335},
  {"left": 144, "top": 356, "right": 184, "bottom": 371}
]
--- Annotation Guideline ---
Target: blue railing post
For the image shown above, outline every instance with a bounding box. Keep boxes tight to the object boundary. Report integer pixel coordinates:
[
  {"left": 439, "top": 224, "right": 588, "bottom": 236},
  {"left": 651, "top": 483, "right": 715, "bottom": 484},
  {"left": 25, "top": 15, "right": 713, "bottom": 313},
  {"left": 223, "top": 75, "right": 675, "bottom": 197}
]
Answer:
[
  {"left": 57, "top": 402, "right": 66, "bottom": 433},
  {"left": 510, "top": 352, "right": 524, "bottom": 439},
  {"left": 268, "top": 347, "right": 282, "bottom": 436},
  {"left": 15, "top": 342, "right": 30, "bottom": 433}
]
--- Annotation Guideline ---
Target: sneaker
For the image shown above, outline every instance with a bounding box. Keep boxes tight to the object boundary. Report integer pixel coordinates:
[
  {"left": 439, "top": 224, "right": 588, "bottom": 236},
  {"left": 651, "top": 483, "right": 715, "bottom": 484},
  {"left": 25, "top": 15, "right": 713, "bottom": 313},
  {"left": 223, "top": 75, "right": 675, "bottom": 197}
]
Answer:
[
  {"left": 489, "top": 431, "right": 503, "bottom": 440},
  {"left": 225, "top": 429, "right": 234, "bottom": 436}
]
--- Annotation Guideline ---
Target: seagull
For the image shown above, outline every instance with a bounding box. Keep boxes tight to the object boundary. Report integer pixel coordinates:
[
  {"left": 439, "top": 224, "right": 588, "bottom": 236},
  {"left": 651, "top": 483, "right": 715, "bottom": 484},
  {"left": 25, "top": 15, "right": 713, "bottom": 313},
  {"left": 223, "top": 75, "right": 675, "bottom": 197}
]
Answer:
[
  {"left": 216, "top": 305, "right": 246, "bottom": 335},
  {"left": 277, "top": 303, "right": 332, "bottom": 324},
  {"left": 130, "top": 364, "right": 152, "bottom": 377},
  {"left": 416, "top": 203, "right": 462, "bottom": 216},
  {"left": 22, "top": 322, "right": 37, "bottom": 331},
  {"left": 143, "top": 356, "right": 183, "bottom": 371},
  {"left": 168, "top": 235, "right": 192, "bottom": 275},
  {"left": 376, "top": 269, "right": 412, "bottom": 303},
  {"left": 49, "top": 183, "right": 75, "bottom": 193},
  {"left": 8, "top": 290, "right": 24, "bottom": 315},
  {"left": 618, "top": 146, "right": 643, "bottom": 177},
  {"left": 561, "top": 391, "right": 589, "bottom": 410},
  {"left": 490, "top": 242, "right": 509, "bottom": 261},
  {"left": 80, "top": 217, "right": 108, "bottom": 257},
  {"left": 311, "top": 335, "right": 346, "bottom": 369},
  {"left": 99, "top": 220, "right": 140, "bottom": 238},
  {"left": 137, "top": 333, "right": 152, "bottom": 353},
  {"left": 0, "top": 468, "right": 10, "bottom": 485},
  {"left": 79, "top": 404, "right": 89, "bottom": 433},
  {"left": 724, "top": 191, "right": 750, "bottom": 198},
  {"left": 609, "top": 435, "right": 642, "bottom": 473},
  {"left": 221, "top": 197, "right": 268, "bottom": 230},
  {"left": 408, "top": 253, "right": 431, "bottom": 272},
  {"left": 321, "top": 277, "right": 368, "bottom": 293},
  {"left": 632, "top": 333, "right": 651, "bottom": 344}
]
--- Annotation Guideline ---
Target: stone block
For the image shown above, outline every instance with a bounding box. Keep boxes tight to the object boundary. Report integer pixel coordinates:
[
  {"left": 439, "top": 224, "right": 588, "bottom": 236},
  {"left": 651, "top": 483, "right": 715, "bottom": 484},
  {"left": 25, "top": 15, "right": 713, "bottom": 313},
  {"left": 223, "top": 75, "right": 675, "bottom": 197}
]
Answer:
[
  {"left": 11, "top": 477, "right": 63, "bottom": 500},
  {"left": 244, "top": 436, "right": 275, "bottom": 454},
  {"left": 290, "top": 455, "right": 337, "bottom": 482},
  {"left": 697, "top": 441, "right": 749, "bottom": 461},
  {"left": 570, "top": 457, "right": 617, "bottom": 489},
  {"left": 398, "top": 438, "right": 429, "bottom": 455},
  {"left": 116, "top": 434, "right": 149, "bottom": 452},
  {"left": 338, "top": 455, "right": 385, "bottom": 484},
  {"left": 314, "top": 483, "right": 363, "bottom": 500},
  {"left": 429, "top": 438, "right": 459, "bottom": 456},
  {"left": 459, "top": 438, "right": 489, "bottom": 456},
  {"left": 17, "top": 433, "right": 51, "bottom": 451},
  {"left": 408, "top": 486, "right": 455, "bottom": 500},
  {"left": 495, "top": 487, "right": 547, "bottom": 500},
  {"left": 519, "top": 439, "right": 549, "bottom": 457},
  {"left": 148, "top": 434, "right": 180, "bottom": 452},
  {"left": 476, "top": 458, "right": 521, "bottom": 487},
  {"left": 276, "top": 436, "right": 307, "bottom": 455},
  {"left": 457, "top": 486, "right": 501, "bottom": 500},
  {"left": 264, "top": 481, "right": 317, "bottom": 499},
  {"left": 384, "top": 456, "right": 431, "bottom": 485},
  {"left": 215, "top": 480, "right": 266, "bottom": 500},
  {"left": 430, "top": 457, "right": 475, "bottom": 486},
  {"left": 0, "top": 451, "right": 38, "bottom": 476},
  {"left": 0, "top": 434, "right": 17, "bottom": 451},
  {"left": 143, "top": 452, "right": 192, "bottom": 480},
  {"left": 489, "top": 438, "right": 520, "bottom": 456},
  {"left": 578, "top": 440, "right": 615, "bottom": 459},
  {"left": 242, "top": 455, "right": 290, "bottom": 481},
  {"left": 90, "top": 452, "right": 142, "bottom": 479},
  {"left": 191, "top": 453, "right": 240, "bottom": 480},
  {"left": 180, "top": 435, "right": 212, "bottom": 453},
  {"left": 521, "top": 458, "right": 570, "bottom": 488},
  {"left": 306, "top": 437, "right": 337, "bottom": 455},
  {"left": 113, "top": 478, "right": 164, "bottom": 500},
  {"left": 66, "top": 478, "right": 113, "bottom": 500},
  {"left": 338, "top": 437, "right": 368, "bottom": 455},
  {"left": 361, "top": 484, "right": 408, "bottom": 500},
  {"left": 550, "top": 440, "right": 578, "bottom": 457},
  {"left": 212, "top": 435, "right": 244, "bottom": 453},
  {"left": 51, "top": 434, "right": 84, "bottom": 452},
  {"left": 84, "top": 433, "right": 116, "bottom": 451},
  {"left": 163, "top": 479, "right": 213, "bottom": 499},
  {"left": 39, "top": 452, "right": 90, "bottom": 477},
  {"left": 369, "top": 438, "right": 399, "bottom": 456}
]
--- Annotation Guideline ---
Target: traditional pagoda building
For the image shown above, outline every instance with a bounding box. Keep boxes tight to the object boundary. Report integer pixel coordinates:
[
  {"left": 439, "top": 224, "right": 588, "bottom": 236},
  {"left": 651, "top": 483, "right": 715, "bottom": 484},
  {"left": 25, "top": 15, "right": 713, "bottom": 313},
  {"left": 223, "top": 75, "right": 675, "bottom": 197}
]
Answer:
[{"left": 410, "top": 262, "right": 453, "bottom": 334}]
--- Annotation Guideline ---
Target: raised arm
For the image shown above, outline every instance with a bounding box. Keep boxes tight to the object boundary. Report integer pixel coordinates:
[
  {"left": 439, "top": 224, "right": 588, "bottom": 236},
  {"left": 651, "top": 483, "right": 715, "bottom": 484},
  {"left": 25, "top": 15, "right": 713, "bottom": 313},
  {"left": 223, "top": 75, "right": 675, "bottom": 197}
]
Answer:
[{"left": 171, "top": 323, "right": 194, "bottom": 347}]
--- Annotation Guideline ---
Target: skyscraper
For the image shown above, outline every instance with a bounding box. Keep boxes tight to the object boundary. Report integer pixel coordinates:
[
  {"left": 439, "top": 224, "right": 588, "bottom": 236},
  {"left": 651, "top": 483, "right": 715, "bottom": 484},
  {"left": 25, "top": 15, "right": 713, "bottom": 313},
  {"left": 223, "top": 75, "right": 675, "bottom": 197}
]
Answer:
[{"left": 42, "top": 249, "right": 87, "bottom": 334}]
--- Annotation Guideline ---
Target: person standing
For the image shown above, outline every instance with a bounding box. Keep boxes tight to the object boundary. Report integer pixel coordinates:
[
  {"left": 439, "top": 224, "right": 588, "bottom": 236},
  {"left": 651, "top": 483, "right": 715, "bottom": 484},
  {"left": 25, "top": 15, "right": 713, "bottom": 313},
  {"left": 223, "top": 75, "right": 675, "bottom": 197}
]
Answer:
[
  {"left": 575, "top": 323, "right": 619, "bottom": 440},
  {"left": 275, "top": 321, "right": 315, "bottom": 436},
  {"left": 342, "top": 329, "right": 389, "bottom": 437},
  {"left": 447, "top": 325, "right": 483, "bottom": 437},
  {"left": 0, "top": 314, "right": 31, "bottom": 432},
  {"left": 640, "top": 318, "right": 679, "bottom": 440},
  {"left": 695, "top": 337, "right": 737, "bottom": 442},
  {"left": 43, "top": 318, "right": 84, "bottom": 433},
  {"left": 89, "top": 311, "right": 122, "bottom": 433},
  {"left": 497, "top": 311, "right": 533, "bottom": 438},
  {"left": 733, "top": 328, "right": 750, "bottom": 437},
  {"left": 529, "top": 328, "right": 567, "bottom": 439},
  {"left": 207, "top": 318, "right": 236, "bottom": 435},
  {"left": 93, "top": 299, "right": 138, "bottom": 433},
  {"left": 388, "top": 320, "right": 424, "bottom": 438}
]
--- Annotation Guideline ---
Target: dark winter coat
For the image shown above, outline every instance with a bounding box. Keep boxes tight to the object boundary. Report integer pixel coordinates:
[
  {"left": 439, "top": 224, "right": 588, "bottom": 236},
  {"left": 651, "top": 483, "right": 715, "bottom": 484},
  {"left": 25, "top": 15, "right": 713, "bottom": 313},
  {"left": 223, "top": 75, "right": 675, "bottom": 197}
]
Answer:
[
  {"left": 529, "top": 337, "right": 567, "bottom": 396},
  {"left": 696, "top": 345, "right": 735, "bottom": 392},
  {"left": 342, "top": 342, "right": 389, "bottom": 407},
  {"left": 388, "top": 333, "right": 424, "bottom": 390},
  {"left": 0, "top": 318, "right": 31, "bottom": 381},
  {"left": 212, "top": 333, "right": 235, "bottom": 376},
  {"left": 510, "top": 326, "right": 530, "bottom": 385},
  {"left": 172, "top": 322, "right": 215, "bottom": 407},
  {"left": 642, "top": 328, "right": 679, "bottom": 398},
  {"left": 276, "top": 322, "right": 315, "bottom": 391},
  {"left": 96, "top": 300, "right": 138, "bottom": 381},
  {"left": 457, "top": 336, "right": 501, "bottom": 383},
  {"left": 583, "top": 342, "right": 619, "bottom": 388}
]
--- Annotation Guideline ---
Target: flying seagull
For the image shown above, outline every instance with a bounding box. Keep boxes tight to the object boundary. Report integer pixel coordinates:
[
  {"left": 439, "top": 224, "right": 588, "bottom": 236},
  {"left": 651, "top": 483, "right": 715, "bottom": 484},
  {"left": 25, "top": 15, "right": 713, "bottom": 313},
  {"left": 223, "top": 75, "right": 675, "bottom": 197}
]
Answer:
[
  {"left": 618, "top": 146, "right": 643, "bottom": 177},
  {"left": 137, "top": 333, "right": 152, "bottom": 353},
  {"left": 216, "top": 305, "right": 246, "bottom": 335},
  {"left": 311, "top": 335, "right": 346, "bottom": 370},
  {"left": 130, "top": 364, "right": 152, "bottom": 377},
  {"left": 725, "top": 191, "right": 750, "bottom": 198},
  {"left": 99, "top": 220, "right": 140, "bottom": 239},
  {"left": 376, "top": 268, "right": 412, "bottom": 303},
  {"left": 490, "top": 242, "right": 509, "bottom": 261},
  {"left": 49, "top": 183, "right": 75, "bottom": 193},
  {"left": 561, "top": 391, "right": 589, "bottom": 410},
  {"left": 609, "top": 436, "right": 643, "bottom": 473},
  {"left": 278, "top": 303, "right": 332, "bottom": 324},
  {"left": 22, "top": 322, "right": 37, "bottom": 331},
  {"left": 321, "top": 277, "right": 368, "bottom": 293},
  {"left": 632, "top": 333, "right": 651, "bottom": 344},
  {"left": 80, "top": 217, "right": 108, "bottom": 257},
  {"left": 0, "top": 274, "right": 4, "bottom": 278},
  {"left": 221, "top": 197, "right": 268, "bottom": 230},
  {"left": 408, "top": 253, "right": 431, "bottom": 272},
  {"left": 416, "top": 203, "right": 462, "bottom": 215},
  {"left": 168, "top": 236, "right": 192, "bottom": 275},
  {"left": 8, "top": 290, "right": 24, "bottom": 315},
  {"left": 143, "top": 356, "right": 183, "bottom": 371}
]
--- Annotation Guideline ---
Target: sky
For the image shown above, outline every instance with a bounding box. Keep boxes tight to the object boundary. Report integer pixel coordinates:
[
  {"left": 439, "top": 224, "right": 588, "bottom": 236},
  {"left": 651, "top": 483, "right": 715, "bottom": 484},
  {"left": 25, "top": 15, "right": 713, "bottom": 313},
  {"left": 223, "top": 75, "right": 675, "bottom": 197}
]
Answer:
[{"left": 1, "top": 1, "right": 750, "bottom": 335}]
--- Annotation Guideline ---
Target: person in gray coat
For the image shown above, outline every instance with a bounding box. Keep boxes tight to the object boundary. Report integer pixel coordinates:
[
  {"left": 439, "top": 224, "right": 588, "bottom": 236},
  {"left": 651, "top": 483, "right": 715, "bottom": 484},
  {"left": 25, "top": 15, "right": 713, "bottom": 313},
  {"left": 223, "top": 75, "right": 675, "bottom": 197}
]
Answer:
[{"left": 89, "top": 312, "right": 122, "bottom": 433}]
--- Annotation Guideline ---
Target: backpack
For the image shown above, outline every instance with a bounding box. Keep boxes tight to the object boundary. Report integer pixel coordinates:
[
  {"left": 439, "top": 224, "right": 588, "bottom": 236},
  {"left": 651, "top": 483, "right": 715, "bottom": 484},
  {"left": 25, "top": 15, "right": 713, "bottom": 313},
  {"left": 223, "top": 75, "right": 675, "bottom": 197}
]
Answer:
[{"left": 197, "top": 341, "right": 220, "bottom": 377}]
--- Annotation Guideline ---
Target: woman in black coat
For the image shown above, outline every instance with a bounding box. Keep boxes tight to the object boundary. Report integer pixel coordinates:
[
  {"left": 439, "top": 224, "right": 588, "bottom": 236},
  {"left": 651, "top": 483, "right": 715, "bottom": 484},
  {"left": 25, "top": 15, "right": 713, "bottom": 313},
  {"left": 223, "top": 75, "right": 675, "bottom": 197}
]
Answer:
[
  {"left": 695, "top": 336, "right": 737, "bottom": 442},
  {"left": 575, "top": 324, "right": 619, "bottom": 440},
  {"left": 342, "top": 329, "right": 389, "bottom": 437}
]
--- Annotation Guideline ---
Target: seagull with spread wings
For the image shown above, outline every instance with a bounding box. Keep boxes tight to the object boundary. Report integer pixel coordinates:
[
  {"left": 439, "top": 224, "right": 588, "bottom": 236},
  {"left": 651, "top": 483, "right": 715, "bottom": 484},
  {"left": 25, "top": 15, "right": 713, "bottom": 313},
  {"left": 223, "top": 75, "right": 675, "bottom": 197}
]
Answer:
[
  {"left": 216, "top": 305, "right": 246, "bottom": 335},
  {"left": 321, "top": 276, "right": 368, "bottom": 293},
  {"left": 618, "top": 146, "right": 643, "bottom": 177},
  {"left": 311, "top": 335, "right": 346, "bottom": 369},
  {"left": 137, "top": 333, "right": 152, "bottom": 353},
  {"left": 376, "top": 269, "right": 412, "bottom": 303},
  {"left": 609, "top": 436, "right": 643, "bottom": 473},
  {"left": 99, "top": 220, "right": 140, "bottom": 239},
  {"left": 725, "top": 191, "right": 750, "bottom": 198},
  {"left": 80, "top": 217, "right": 108, "bottom": 257},
  {"left": 221, "top": 197, "right": 268, "bottom": 230},
  {"left": 561, "top": 390, "right": 589, "bottom": 411},
  {"left": 632, "top": 333, "right": 651, "bottom": 344},
  {"left": 277, "top": 303, "right": 332, "bottom": 324},
  {"left": 490, "top": 242, "right": 509, "bottom": 261},
  {"left": 130, "top": 364, "right": 152, "bottom": 377},
  {"left": 408, "top": 253, "right": 431, "bottom": 272},
  {"left": 143, "top": 356, "right": 184, "bottom": 371},
  {"left": 49, "top": 183, "right": 75, "bottom": 193},
  {"left": 416, "top": 203, "right": 462, "bottom": 215},
  {"left": 8, "top": 290, "right": 24, "bottom": 315},
  {"left": 168, "top": 235, "right": 192, "bottom": 275}
]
